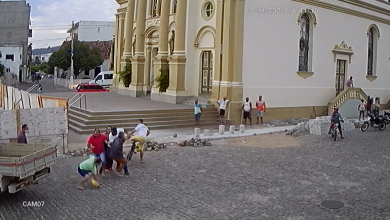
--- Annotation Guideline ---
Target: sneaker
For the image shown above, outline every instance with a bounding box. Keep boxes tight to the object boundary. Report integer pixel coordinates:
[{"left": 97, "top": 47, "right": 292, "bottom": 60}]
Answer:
[
  {"left": 124, "top": 172, "right": 129, "bottom": 176},
  {"left": 102, "top": 173, "right": 105, "bottom": 178}
]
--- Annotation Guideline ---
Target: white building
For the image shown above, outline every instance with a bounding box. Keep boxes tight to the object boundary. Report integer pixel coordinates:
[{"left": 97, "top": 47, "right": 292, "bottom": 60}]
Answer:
[
  {"left": 0, "top": 46, "right": 23, "bottom": 77},
  {"left": 67, "top": 21, "right": 115, "bottom": 42},
  {"left": 113, "top": 0, "right": 390, "bottom": 122},
  {"left": 66, "top": 21, "right": 114, "bottom": 78}
]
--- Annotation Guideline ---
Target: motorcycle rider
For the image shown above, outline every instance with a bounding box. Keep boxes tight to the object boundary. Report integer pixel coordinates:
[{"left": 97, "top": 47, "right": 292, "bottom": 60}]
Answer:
[{"left": 328, "top": 107, "right": 344, "bottom": 139}]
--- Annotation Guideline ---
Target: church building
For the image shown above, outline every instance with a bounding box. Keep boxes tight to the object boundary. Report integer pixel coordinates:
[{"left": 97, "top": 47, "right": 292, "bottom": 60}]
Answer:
[{"left": 112, "top": 0, "right": 390, "bottom": 122}]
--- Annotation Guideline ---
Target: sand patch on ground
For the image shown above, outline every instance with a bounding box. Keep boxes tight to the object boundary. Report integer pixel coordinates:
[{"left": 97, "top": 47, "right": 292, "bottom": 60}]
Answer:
[{"left": 226, "top": 133, "right": 300, "bottom": 148}]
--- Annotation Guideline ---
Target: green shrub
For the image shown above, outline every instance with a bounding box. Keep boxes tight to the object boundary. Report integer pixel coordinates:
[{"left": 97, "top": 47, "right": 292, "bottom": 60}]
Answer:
[
  {"left": 155, "top": 69, "right": 169, "bottom": 93},
  {"left": 118, "top": 64, "right": 132, "bottom": 87}
]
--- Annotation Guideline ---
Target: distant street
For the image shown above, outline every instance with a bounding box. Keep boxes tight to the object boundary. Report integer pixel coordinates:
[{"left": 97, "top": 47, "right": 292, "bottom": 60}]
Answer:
[{"left": 15, "top": 78, "right": 76, "bottom": 99}]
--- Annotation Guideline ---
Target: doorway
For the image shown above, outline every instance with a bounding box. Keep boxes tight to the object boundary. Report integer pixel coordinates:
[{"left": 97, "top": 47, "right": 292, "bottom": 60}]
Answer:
[
  {"left": 94, "top": 67, "right": 101, "bottom": 78},
  {"left": 335, "top": 59, "right": 346, "bottom": 96},
  {"left": 201, "top": 51, "right": 213, "bottom": 94}
]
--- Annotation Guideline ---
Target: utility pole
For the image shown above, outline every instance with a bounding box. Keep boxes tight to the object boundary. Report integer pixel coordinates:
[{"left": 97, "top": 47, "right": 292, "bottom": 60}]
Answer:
[{"left": 70, "top": 20, "right": 74, "bottom": 78}]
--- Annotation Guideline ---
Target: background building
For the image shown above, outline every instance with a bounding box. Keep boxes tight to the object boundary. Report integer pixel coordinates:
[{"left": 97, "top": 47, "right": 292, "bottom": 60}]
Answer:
[
  {"left": 32, "top": 46, "right": 61, "bottom": 63},
  {"left": 0, "top": 1, "right": 31, "bottom": 82},
  {"left": 65, "top": 21, "right": 114, "bottom": 78},
  {"left": 112, "top": 0, "right": 390, "bottom": 123}
]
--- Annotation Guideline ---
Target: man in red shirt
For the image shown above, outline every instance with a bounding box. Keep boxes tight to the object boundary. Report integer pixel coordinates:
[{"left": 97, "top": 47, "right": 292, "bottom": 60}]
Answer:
[{"left": 87, "top": 129, "right": 107, "bottom": 177}]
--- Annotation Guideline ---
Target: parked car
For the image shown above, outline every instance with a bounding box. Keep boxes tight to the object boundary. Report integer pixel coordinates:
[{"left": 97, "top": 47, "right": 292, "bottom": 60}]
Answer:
[
  {"left": 89, "top": 71, "right": 113, "bottom": 88},
  {"left": 75, "top": 83, "right": 109, "bottom": 92}
]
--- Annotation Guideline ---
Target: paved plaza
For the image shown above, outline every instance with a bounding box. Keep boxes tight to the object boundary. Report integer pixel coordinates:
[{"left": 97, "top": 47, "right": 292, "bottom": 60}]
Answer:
[{"left": 1, "top": 130, "right": 390, "bottom": 220}]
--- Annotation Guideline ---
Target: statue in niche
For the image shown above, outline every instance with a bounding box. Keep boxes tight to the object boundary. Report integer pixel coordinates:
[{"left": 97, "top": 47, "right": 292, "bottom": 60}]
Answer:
[
  {"left": 132, "top": 35, "right": 136, "bottom": 55},
  {"left": 168, "top": 30, "right": 175, "bottom": 55}
]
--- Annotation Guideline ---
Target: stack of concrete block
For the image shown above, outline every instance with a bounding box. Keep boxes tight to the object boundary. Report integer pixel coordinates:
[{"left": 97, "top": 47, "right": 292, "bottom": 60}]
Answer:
[
  {"left": 309, "top": 116, "right": 355, "bottom": 135},
  {"left": 293, "top": 121, "right": 310, "bottom": 132}
]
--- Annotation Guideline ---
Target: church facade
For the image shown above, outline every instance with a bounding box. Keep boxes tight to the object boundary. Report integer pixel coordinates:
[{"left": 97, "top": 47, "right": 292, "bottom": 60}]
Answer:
[{"left": 113, "top": 0, "right": 390, "bottom": 122}]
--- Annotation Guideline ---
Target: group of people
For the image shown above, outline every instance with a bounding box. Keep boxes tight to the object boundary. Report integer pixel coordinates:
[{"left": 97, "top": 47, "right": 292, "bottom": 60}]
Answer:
[
  {"left": 193, "top": 96, "right": 266, "bottom": 126},
  {"left": 76, "top": 119, "right": 150, "bottom": 189},
  {"left": 358, "top": 96, "right": 381, "bottom": 121}
]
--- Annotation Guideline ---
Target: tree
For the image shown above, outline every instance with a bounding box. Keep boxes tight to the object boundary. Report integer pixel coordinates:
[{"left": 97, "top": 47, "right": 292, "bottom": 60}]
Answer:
[{"left": 48, "top": 40, "right": 103, "bottom": 78}]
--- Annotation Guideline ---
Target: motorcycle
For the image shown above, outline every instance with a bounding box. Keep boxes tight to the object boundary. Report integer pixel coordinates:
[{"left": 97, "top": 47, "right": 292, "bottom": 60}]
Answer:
[
  {"left": 361, "top": 111, "right": 386, "bottom": 131},
  {"left": 331, "top": 121, "right": 343, "bottom": 141},
  {"left": 384, "top": 110, "right": 390, "bottom": 124}
]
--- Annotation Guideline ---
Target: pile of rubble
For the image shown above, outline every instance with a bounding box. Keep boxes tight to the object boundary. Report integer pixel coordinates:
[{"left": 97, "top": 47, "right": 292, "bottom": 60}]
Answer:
[
  {"left": 143, "top": 141, "right": 167, "bottom": 151},
  {"left": 179, "top": 138, "right": 212, "bottom": 147},
  {"left": 65, "top": 148, "right": 88, "bottom": 157},
  {"left": 285, "top": 128, "right": 300, "bottom": 137}
]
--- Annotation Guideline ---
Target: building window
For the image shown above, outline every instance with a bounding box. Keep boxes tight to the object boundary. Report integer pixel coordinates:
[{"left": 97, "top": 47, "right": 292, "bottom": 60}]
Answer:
[
  {"left": 298, "top": 13, "right": 310, "bottom": 72},
  {"left": 5, "top": 54, "right": 14, "bottom": 61},
  {"left": 173, "top": 0, "right": 177, "bottom": 13},
  {"left": 201, "top": 1, "right": 215, "bottom": 21},
  {"left": 367, "top": 25, "right": 379, "bottom": 76},
  {"left": 151, "top": 0, "right": 158, "bottom": 17}
]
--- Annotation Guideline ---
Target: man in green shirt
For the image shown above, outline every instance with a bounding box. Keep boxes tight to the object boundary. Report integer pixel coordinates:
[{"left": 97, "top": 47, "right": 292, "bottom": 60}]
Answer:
[{"left": 77, "top": 156, "right": 102, "bottom": 190}]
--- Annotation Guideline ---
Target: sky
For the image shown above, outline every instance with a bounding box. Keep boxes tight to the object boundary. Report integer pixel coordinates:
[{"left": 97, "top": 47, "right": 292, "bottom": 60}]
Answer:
[{"left": 27, "top": 0, "right": 117, "bottom": 49}]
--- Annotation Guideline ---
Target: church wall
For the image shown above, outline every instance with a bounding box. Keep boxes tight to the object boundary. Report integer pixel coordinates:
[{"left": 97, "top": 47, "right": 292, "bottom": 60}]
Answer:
[
  {"left": 185, "top": 0, "right": 217, "bottom": 96},
  {"left": 242, "top": 0, "right": 390, "bottom": 108}
]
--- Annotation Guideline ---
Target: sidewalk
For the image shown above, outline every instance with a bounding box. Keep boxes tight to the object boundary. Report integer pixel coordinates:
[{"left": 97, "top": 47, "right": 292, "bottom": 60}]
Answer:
[{"left": 67, "top": 125, "right": 295, "bottom": 152}]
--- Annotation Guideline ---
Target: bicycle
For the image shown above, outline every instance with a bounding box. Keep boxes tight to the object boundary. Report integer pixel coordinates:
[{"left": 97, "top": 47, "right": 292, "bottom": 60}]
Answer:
[
  {"left": 125, "top": 141, "right": 136, "bottom": 162},
  {"left": 330, "top": 121, "right": 343, "bottom": 141}
]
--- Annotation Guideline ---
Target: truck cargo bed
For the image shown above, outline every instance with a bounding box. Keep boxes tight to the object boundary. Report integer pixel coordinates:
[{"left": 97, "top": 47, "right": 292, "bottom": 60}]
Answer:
[{"left": 0, "top": 144, "right": 57, "bottom": 179}]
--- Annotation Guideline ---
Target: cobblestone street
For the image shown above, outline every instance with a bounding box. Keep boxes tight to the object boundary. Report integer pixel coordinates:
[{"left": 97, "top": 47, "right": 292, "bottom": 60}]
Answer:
[{"left": 1, "top": 130, "right": 390, "bottom": 220}]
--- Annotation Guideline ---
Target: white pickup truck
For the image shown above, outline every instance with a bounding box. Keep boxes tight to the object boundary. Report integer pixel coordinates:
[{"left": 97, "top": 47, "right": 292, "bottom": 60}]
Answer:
[{"left": 0, "top": 144, "right": 57, "bottom": 193}]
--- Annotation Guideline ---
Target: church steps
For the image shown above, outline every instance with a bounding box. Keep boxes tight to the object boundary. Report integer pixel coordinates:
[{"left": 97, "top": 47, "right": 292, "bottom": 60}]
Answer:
[{"left": 68, "top": 106, "right": 219, "bottom": 134}]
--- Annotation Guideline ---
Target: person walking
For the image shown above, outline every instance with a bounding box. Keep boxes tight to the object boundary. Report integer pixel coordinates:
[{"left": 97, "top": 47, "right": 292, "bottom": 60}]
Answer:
[
  {"left": 194, "top": 99, "right": 202, "bottom": 125},
  {"left": 366, "top": 96, "right": 373, "bottom": 113},
  {"left": 242, "top": 97, "right": 252, "bottom": 126},
  {"left": 346, "top": 76, "right": 353, "bottom": 88},
  {"left": 217, "top": 97, "right": 230, "bottom": 121},
  {"left": 103, "top": 126, "right": 112, "bottom": 171},
  {"left": 255, "top": 95, "right": 266, "bottom": 124},
  {"left": 17, "top": 124, "right": 28, "bottom": 144},
  {"left": 77, "top": 156, "right": 101, "bottom": 190},
  {"left": 358, "top": 99, "right": 366, "bottom": 121},
  {"left": 110, "top": 132, "right": 127, "bottom": 176},
  {"left": 87, "top": 129, "right": 107, "bottom": 177}
]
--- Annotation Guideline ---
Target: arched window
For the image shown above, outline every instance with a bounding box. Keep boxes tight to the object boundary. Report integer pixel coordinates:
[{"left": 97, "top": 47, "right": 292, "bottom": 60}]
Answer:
[
  {"left": 173, "top": 0, "right": 177, "bottom": 13},
  {"left": 367, "top": 28, "right": 374, "bottom": 75},
  {"left": 151, "top": 0, "right": 158, "bottom": 17},
  {"left": 298, "top": 13, "right": 310, "bottom": 72},
  {"left": 366, "top": 25, "right": 379, "bottom": 76}
]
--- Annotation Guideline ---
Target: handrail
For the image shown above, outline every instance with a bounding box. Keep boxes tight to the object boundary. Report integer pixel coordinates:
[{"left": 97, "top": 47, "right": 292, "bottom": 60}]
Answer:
[
  {"left": 68, "top": 94, "right": 87, "bottom": 109},
  {"left": 12, "top": 84, "right": 39, "bottom": 109},
  {"left": 327, "top": 87, "right": 367, "bottom": 114},
  {"left": 26, "top": 84, "right": 38, "bottom": 93},
  {"left": 68, "top": 93, "right": 81, "bottom": 104}
]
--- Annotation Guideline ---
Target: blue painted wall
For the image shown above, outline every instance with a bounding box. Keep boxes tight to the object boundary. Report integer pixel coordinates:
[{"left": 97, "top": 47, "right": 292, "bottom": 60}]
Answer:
[{"left": 339, "top": 99, "right": 362, "bottom": 118}]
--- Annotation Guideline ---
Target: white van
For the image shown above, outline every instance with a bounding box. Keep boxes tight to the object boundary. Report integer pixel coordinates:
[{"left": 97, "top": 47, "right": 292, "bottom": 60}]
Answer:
[{"left": 89, "top": 71, "right": 114, "bottom": 87}]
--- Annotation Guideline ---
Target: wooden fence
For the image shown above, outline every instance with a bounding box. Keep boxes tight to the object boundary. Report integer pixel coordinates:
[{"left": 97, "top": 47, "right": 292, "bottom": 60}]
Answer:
[{"left": 0, "top": 83, "right": 67, "bottom": 110}]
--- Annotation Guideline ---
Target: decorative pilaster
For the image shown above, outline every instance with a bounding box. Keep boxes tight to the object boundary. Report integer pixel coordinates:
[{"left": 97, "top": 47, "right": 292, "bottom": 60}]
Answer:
[
  {"left": 114, "top": 13, "right": 125, "bottom": 86},
  {"left": 163, "top": 0, "right": 187, "bottom": 103},
  {"left": 129, "top": 0, "right": 147, "bottom": 97},
  {"left": 123, "top": 0, "right": 136, "bottom": 58},
  {"left": 113, "top": 14, "right": 120, "bottom": 81},
  {"left": 211, "top": 0, "right": 245, "bottom": 123},
  {"left": 151, "top": 0, "right": 170, "bottom": 98},
  {"left": 143, "top": 47, "right": 152, "bottom": 95}
]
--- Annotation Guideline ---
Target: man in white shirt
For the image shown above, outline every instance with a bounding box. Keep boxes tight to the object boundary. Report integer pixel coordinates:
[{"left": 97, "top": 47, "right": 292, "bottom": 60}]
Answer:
[
  {"left": 217, "top": 97, "right": 230, "bottom": 121},
  {"left": 128, "top": 119, "right": 150, "bottom": 163}
]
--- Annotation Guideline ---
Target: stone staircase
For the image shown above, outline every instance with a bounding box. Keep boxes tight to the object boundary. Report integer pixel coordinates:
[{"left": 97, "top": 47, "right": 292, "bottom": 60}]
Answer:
[
  {"left": 327, "top": 88, "right": 367, "bottom": 116},
  {"left": 68, "top": 106, "right": 219, "bottom": 134}
]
